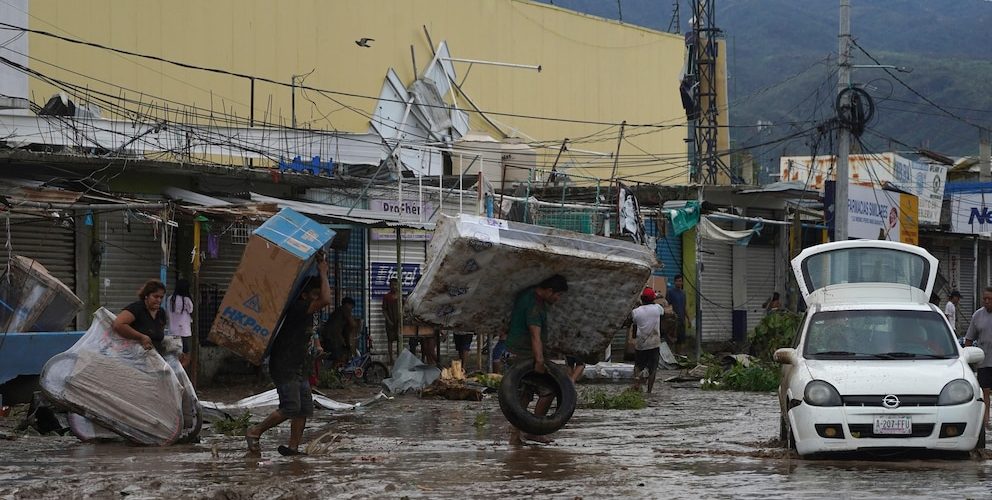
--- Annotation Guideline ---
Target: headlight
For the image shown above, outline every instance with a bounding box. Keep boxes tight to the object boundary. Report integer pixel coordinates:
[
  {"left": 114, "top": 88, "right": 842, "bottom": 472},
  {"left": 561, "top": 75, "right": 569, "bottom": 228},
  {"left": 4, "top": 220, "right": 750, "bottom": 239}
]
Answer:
[
  {"left": 804, "top": 380, "right": 842, "bottom": 406},
  {"left": 938, "top": 379, "right": 975, "bottom": 406}
]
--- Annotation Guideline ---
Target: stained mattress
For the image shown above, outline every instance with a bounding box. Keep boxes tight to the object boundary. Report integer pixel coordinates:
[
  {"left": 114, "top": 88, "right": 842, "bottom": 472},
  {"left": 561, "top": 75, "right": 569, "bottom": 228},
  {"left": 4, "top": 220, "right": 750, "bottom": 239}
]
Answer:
[{"left": 406, "top": 214, "right": 657, "bottom": 357}]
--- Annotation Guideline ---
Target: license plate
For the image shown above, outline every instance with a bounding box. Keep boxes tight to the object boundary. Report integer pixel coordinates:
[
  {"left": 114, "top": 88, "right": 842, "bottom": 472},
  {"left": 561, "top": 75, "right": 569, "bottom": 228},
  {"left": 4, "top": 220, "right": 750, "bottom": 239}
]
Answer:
[{"left": 873, "top": 416, "right": 912, "bottom": 435}]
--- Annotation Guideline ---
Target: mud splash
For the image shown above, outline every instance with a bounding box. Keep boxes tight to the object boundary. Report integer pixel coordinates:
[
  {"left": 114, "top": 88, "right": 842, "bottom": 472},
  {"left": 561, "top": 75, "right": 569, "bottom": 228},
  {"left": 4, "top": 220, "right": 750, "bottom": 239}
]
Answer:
[{"left": 1, "top": 380, "right": 990, "bottom": 498}]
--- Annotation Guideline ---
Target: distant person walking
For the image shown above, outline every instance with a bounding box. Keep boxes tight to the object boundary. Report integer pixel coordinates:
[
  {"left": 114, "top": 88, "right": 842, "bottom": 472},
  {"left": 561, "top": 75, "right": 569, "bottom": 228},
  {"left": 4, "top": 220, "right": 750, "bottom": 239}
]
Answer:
[
  {"left": 944, "top": 290, "right": 962, "bottom": 336},
  {"left": 668, "top": 275, "right": 690, "bottom": 348},
  {"left": 631, "top": 287, "right": 664, "bottom": 393},
  {"left": 762, "top": 292, "right": 782, "bottom": 315},
  {"left": 164, "top": 279, "right": 194, "bottom": 369},
  {"left": 381, "top": 278, "right": 401, "bottom": 364}
]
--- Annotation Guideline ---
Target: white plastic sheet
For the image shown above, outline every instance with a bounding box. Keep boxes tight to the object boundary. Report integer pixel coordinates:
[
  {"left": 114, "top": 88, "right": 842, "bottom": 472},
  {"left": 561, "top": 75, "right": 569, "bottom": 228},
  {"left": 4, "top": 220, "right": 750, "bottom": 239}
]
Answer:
[
  {"left": 382, "top": 349, "right": 441, "bottom": 394},
  {"left": 199, "top": 389, "right": 366, "bottom": 422},
  {"left": 40, "top": 308, "right": 197, "bottom": 446}
]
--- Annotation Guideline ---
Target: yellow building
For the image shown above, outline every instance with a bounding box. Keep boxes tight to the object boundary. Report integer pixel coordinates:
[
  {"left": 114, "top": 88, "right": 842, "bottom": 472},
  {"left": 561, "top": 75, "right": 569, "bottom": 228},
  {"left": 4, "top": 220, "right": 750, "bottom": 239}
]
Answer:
[{"left": 18, "top": 0, "right": 695, "bottom": 184}]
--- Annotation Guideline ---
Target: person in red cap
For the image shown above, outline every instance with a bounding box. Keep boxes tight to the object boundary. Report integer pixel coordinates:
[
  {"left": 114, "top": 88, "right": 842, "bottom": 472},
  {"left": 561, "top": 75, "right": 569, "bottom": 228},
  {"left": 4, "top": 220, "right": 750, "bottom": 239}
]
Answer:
[{"left": 630, "top": 287, "right": 665, "bottom": 393}]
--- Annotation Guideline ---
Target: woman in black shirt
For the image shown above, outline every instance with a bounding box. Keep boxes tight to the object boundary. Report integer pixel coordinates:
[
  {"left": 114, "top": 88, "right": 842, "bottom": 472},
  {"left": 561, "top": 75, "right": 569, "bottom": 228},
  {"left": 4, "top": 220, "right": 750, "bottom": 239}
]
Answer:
[{"left": 112, "top": 280, "right": 168, "bottom": 351}]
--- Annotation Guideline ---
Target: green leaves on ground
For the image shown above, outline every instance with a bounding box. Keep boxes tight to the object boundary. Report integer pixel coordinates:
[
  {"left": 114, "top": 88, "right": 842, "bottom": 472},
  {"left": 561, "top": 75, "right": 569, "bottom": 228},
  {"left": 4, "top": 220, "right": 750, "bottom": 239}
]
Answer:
[
  {"left": 212, "top": 412, "right": 251, "bottom": 436},
  {"left": 702, "top": 360, "right": 780, "bottom": 392},
  {"left": 584, "top": 388, "right": 647, "bottom": 410}
]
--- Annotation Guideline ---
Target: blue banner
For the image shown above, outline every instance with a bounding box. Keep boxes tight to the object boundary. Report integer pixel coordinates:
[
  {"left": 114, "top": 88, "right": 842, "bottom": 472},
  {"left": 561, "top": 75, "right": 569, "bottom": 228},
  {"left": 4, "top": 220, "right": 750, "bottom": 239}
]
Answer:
[{"left": 370, "top": 262, "right": 422, "bottom": 297}]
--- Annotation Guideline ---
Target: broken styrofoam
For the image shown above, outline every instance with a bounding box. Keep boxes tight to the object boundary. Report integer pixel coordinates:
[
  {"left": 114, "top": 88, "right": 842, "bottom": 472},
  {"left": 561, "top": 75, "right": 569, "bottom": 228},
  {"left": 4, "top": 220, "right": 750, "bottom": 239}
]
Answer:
[
  {"left": 40, "top": 308, "right": 199, "bottom": 446},
  {"left": 406, "top": 214, "right": 657, "bottom": 357}
]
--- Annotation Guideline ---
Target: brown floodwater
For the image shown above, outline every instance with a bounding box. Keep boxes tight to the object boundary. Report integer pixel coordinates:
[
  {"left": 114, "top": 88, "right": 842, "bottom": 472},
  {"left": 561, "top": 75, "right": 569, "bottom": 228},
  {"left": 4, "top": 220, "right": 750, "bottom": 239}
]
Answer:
[{"left": 2, "top": 378, "right": 990, "bottom": 499}]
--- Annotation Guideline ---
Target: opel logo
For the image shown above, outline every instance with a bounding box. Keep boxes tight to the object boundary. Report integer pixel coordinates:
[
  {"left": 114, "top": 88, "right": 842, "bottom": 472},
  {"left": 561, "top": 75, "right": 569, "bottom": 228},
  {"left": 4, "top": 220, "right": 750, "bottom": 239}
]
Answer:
[{"left": 882, "top": 395, "right": 901, "bottom": 409}]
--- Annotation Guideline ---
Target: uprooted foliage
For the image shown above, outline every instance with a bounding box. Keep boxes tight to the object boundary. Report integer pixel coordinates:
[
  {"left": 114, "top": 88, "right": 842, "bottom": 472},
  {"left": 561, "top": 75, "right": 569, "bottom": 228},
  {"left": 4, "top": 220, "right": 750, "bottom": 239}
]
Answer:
[
  {"left": 700, "top": 353, "right": 780, "bottom": 392},
  {"left": 211, "top": 412, "right": 251, "bottom": 436},
  {"left": 748, "top": 310, "right": 803, "bottom": 360},
  {"left": 584, "top": 388, "right": 647, "bottom": 410}
]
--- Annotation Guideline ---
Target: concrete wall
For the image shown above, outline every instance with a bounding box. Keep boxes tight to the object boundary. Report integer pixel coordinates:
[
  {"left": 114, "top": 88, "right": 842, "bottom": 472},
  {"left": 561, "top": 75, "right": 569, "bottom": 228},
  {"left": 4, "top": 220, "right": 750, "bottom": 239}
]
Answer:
[{"left": 26, "top": 0, "right": 688, "bottom": 183}]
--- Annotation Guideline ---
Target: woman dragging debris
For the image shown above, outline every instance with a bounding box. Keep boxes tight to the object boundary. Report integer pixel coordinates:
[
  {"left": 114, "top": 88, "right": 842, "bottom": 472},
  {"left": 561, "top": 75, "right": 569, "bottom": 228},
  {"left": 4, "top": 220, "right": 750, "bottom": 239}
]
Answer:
[{"left": 112, "top": 280, "right": 168, "bottom": 353}]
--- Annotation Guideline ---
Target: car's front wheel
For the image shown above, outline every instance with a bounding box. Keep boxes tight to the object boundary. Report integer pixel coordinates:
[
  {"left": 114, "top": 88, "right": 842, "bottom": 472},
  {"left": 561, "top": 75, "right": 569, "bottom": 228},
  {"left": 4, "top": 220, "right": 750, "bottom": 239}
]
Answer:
[{"left": 780, "top": 414, "right": 796, "bottom": 450}]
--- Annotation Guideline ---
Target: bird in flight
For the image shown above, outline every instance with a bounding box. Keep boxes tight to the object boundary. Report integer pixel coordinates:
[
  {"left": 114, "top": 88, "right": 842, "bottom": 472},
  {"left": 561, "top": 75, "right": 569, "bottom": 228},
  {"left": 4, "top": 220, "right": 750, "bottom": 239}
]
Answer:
[{"left": 355, "top": 38, "right": 375, "bottom": 48}]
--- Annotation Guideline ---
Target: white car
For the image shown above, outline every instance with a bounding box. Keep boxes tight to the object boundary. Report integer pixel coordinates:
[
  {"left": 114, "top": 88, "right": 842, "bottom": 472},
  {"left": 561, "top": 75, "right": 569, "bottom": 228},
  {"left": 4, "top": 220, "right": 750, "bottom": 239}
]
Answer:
[{"left": 775, "top": 240, "right": 985, "bottom": 456}]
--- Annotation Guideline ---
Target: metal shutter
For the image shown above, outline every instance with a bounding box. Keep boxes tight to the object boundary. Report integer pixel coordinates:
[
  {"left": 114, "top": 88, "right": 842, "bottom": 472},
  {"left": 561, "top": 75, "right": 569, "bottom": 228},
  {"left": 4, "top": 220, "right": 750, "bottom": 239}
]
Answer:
[
  {"left": 645, "top": 217, "right": 683, "bottom": 279},
  {"left": 745, "top": 245, "right": 777, "bottom": 334},
  {"left": 699, "top": 239, "right": 734, "bottom": 343},
  {"left": 196, "top": 226, "right": 252, "bottom": 340},
  {"left": 367, "top": 231, "right": 427, "bottom": 359},
  {"left": 98, "top": 211, "right": 169, "bottom": 313},
  {"left": 960, "top": 245, "right": 976, "bottom": 318},
  {"left": 6, "top": 215, "right": 76, "bottom": 293}
]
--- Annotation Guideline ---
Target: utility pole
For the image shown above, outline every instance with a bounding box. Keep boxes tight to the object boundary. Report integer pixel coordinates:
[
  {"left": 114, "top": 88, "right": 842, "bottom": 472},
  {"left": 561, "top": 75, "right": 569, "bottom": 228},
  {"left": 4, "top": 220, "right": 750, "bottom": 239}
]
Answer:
[{"left": 835, "top": 0, "right": 851, "bottom": 241}]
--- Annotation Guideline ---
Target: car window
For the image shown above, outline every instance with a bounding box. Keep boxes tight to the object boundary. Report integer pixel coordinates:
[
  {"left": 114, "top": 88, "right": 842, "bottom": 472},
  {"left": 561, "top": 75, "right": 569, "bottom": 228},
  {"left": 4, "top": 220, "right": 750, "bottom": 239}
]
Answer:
[
  {"left": 802, "top": 247, "right": 928, "bottom": 292},
  {"left": 803, "top": 309, "right": 956, "bottom": 359}
]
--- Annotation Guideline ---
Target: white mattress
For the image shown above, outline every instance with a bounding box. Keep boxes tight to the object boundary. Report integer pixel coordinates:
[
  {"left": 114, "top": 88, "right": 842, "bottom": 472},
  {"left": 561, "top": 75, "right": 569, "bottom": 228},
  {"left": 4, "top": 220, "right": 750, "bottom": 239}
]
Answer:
[{"left": 406, "top": 214, "right": 657, "bottom": 357}]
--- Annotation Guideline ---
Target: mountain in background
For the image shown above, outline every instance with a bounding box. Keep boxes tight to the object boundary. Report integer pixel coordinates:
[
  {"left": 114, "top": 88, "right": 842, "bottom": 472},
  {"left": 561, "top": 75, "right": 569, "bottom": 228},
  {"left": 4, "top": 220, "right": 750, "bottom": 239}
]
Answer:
[{"left": 538, "top": 0, "right": 992, "bottom": 164}]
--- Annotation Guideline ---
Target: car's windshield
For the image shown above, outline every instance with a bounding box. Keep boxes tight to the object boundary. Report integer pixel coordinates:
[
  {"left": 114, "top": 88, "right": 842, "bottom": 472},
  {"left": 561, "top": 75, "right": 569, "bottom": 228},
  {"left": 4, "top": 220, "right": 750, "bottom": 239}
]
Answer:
[{"left": 803, "top": 309, "right": 957, "bottom": 359}]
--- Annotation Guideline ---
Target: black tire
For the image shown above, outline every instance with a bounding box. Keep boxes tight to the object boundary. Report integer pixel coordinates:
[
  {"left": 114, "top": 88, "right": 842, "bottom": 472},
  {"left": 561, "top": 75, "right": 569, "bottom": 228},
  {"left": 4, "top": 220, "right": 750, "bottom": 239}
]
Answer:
[
  {"left": 779, "top": 414, "right": 788, "bottom": 443},
  {"left": 977, "top": 425, "right": 986, "bottom": 450},
  {"left": 497, "top": 358, "right": 577, "bottom": 436},
  {"left": 363, "top": 361, "right": 389, "bottom": 386}
]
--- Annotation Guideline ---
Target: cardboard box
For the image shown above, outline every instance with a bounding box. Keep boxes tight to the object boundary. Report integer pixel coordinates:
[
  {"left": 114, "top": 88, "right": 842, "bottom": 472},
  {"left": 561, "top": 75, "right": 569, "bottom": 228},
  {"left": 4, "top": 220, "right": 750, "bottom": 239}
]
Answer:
[{"left": 208, "top": 208, "right": 335, "bottom": 365}]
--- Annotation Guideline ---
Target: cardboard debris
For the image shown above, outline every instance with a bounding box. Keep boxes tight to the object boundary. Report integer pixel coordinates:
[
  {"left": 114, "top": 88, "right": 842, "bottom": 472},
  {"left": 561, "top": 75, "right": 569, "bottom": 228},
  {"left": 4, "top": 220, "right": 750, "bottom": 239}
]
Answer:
[{"left": 208, "top": 208, "right": 335, "bottom": 365}]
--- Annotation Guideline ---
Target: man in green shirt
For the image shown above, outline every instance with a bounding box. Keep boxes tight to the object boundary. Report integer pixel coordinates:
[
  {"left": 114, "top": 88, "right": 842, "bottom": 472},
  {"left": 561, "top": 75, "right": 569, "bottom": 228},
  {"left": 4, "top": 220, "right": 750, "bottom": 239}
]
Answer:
[{"left": 505, "top": 274, "right": 568, "bottom": 445}]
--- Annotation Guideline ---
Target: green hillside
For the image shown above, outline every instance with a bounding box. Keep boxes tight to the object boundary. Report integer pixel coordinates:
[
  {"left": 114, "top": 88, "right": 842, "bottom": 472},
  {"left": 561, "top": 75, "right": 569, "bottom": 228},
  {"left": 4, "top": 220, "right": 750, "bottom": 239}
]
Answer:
[{"left": 538, "top": 0, "right": 992, "bottom": 157}]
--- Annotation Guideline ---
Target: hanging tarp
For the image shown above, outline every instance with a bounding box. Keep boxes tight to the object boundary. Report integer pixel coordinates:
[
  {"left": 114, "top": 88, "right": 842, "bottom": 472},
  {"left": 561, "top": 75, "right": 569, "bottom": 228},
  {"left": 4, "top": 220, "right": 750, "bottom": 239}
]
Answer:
[
  {"left": 698, "top": 217, "right": 763, "bottom": 246},
  {"left": 669, "top": 200, "right": 701, "bottom": 236}
]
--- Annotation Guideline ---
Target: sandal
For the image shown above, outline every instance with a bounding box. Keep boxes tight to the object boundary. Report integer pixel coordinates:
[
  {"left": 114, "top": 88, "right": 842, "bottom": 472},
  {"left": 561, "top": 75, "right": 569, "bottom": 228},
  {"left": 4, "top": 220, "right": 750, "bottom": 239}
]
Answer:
[
  {"left": 245, "top": 435, "right": 261, "bottom": 455},
  {"left": 278, "top": 445, "right": 307, "bottom": 456}
]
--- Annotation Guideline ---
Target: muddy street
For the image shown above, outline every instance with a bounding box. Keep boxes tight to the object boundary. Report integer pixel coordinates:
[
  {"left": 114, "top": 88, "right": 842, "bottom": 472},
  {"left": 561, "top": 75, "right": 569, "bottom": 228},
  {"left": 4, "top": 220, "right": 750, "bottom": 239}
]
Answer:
[{"left": 2, "top": 380, "right": 991, "bottom": 499}]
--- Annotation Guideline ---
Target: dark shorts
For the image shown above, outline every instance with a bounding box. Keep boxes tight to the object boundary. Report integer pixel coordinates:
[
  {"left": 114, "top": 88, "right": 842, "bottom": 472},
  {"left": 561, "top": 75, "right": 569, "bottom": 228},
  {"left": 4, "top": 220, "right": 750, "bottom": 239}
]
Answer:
[
  {"left": 565, "top": 356, "right": 584, "bottom": 368},
  {"left": 454, "top": 333, "right": 474, "bottom": 353},
  {"left": 978, "top": 367, "right": 992, "bottom": 389},
  {"left": 179, "top": 336, "right": 191, "bottom": 354},
  {"left": 634, "top": 347, "right": 661, "bottom": 374},
  {"left": 274, "top": 377, "right": 314, "bottom": 418}
]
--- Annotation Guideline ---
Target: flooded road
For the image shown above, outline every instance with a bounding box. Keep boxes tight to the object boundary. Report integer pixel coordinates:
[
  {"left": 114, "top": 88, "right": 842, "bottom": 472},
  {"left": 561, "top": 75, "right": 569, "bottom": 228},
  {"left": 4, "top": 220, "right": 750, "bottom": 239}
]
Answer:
[{"left": 2, "top": 378, "right": 991, "bottom": 499}]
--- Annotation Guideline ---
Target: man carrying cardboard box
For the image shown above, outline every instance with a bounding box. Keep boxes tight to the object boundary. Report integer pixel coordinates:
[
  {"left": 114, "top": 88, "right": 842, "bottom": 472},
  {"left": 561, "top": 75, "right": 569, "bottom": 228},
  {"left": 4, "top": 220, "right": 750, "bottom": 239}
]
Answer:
[{"left": 245, "top": 252, "right": 331, "bottom": 456}]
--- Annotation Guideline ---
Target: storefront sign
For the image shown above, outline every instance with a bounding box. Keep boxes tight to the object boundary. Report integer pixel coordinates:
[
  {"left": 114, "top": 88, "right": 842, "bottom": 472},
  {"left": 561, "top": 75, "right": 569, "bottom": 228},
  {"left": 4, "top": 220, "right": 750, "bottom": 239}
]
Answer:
[
  {"left": 782, "top": 153, "right": 945, "bottom": 225},
  {"left": 369, "top": 228, "right": 433, "bottom": 241},
  {"left": 825, "top": 181, "right": 919, "bottom": 244},
  {"left": 370, "top": 199, "right": 435, "bottom": 220},
  {"left": 370, "top": 262, "right": 421, "bottom": 297},
  {"left": 949, "top": 193, "right": 992, "bottom": 235}
]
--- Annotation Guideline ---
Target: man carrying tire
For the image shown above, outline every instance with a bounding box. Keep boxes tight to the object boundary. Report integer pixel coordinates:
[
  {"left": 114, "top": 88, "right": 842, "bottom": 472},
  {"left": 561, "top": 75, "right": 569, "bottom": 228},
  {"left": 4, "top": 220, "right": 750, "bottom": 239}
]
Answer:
[{"left": 504, "top": 274, "right": 568, "bottom": 445}]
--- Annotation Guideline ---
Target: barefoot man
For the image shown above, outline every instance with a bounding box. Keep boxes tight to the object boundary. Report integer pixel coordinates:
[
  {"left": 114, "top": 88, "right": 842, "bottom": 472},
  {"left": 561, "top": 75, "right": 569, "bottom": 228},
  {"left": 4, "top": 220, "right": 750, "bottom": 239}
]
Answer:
[
  {"left": 246, "top": 253, "right": 331, "bottom": 456},
  {"left": 505, "top": 274, "right": 568, "bottom": 445}
]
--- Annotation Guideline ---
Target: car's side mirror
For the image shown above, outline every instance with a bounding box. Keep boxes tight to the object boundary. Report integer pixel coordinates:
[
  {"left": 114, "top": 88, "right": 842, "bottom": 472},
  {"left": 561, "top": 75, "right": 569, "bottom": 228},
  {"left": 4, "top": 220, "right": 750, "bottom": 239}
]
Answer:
[
  {"left": 773, "top": 347, "right": 798, "bottom": 365},
  {"left": 962, "top": 346, "right": 984, "bottom": 365}
]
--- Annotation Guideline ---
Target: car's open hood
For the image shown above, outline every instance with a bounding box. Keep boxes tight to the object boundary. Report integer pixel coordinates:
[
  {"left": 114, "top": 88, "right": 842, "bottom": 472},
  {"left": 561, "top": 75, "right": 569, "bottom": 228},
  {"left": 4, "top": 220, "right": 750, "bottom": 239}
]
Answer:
[
  {"left": 791, "top": 240, "right": 937, "bottom": 303},
  {"left": 805, "top": 358, "right": 965, "bottom": 394}
]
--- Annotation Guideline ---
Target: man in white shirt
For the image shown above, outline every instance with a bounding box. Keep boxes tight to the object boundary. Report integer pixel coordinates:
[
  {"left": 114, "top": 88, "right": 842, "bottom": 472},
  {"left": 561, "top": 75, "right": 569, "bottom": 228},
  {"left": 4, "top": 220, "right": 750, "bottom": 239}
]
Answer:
[
  {"left": 944, "top": 290, "right": 962, "bottom": 336},
  {"left": 631, "top": 287, "right": 665, "bottom": 393}
]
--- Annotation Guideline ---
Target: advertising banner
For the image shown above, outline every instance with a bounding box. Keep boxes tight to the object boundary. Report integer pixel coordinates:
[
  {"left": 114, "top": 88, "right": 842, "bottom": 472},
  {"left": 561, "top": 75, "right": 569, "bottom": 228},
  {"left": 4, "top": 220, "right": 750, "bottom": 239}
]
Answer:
[
  {"left": 949, "top": 193, "right": 992, "bottom": 235},
  {"left": 370, "top": 262, "right": 422, "bottom": 297},
  {"left": 825, "top": 181, "right": 919, "bottom": 244}
]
